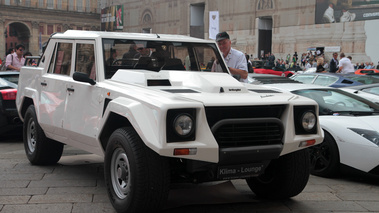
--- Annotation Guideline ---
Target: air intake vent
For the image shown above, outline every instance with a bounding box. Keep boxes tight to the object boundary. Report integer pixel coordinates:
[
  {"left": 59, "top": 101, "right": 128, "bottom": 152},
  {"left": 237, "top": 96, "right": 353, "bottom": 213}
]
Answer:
[
  {"left": 249, "top": 89, "right": 281, "bottom": 93},
  {"left": 147, "top": 79, "right": 171, "bottom": 86},
  {"left": 161, "top": 89, "right": 199, "bottom": 93}
]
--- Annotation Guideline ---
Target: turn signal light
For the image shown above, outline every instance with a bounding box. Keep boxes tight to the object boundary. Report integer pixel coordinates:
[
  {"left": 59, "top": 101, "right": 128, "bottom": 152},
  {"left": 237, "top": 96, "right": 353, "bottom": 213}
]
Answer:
[
  {"left": 173, "top": 148, "right": 197, "bottom": 156},
  {"left": 299, "top": 139, "right": 316, "bottom": 147}
]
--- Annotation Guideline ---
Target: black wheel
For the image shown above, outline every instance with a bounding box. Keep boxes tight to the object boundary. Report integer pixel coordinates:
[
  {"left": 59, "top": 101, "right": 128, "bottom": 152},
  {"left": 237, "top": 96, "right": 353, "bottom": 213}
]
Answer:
[
  {"left": 245, "top": 149, "right": 310, "bottom": 199},
  {"left": 309, "top": 131, "right": 340, "bottom": 177},
  {"left": 23, "top": 105, "right": 64, "bottom": 165},
  {"left": 104, "top": 127, "right": 170, "bottom": 213}
]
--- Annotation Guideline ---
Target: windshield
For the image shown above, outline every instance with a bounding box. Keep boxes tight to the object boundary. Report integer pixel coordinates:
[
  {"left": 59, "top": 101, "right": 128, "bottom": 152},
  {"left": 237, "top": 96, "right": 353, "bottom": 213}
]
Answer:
[
  {"left": 102, "top": 39, "right": 227, "bottom": 79},
  {"left": 292, "top": 89, "right": 379, "bottom": 115}
]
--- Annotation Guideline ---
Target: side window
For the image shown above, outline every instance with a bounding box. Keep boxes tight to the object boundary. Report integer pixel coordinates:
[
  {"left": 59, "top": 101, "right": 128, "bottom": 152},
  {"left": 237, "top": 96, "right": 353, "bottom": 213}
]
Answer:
[
  {"left": 75, "top": 43, "right": 96, "bottom": 80},
  {"left": 48, "top": 42, "right": 72, "bottom": 76}
]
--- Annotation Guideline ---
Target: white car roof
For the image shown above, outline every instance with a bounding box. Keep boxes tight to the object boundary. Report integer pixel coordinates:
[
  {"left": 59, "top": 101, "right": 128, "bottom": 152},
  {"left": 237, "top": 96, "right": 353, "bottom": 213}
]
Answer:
[
  {"left": 51, "top": 30, "right": 213, "bottom": 43},
  {"left": 262, "top": 83, "right": 332, "bottom": 92}
]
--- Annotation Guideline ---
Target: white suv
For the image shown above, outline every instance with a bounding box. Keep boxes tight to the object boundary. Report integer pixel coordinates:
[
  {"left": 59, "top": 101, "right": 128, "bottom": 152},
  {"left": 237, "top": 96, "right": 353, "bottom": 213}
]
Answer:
[{"left": 16, "top": 30, "right": 323, "bottom": 213}]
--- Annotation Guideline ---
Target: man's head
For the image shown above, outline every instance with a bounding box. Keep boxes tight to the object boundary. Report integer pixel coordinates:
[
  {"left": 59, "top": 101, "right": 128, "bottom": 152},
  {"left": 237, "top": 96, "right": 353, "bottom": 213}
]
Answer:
[
  {"left": 15, "top": 44, "right": 25, "bottom": 56},
  {"left": 216, "top": 31, "right": 231, "bottom": 57},
  {"left": 339, "top": 52, "right": 345, "bottom": 58},
  {"left": 333, "top": 52, "right": 338, "bottom": 59}
]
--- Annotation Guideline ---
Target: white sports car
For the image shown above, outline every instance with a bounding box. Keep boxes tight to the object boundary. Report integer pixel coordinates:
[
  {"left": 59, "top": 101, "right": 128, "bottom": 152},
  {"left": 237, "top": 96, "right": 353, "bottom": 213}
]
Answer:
[{"left": 263, "top": 83, "right": 379, "bottom": 177}]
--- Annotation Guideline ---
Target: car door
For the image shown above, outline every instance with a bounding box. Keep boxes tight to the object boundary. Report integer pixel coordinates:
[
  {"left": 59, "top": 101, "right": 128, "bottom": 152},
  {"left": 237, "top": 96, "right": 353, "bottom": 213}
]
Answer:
[
  {"left": 63, "top": 40, "right": 104, "bottom": 150},
  {"left": 39, "top": 40, "right": 74, "bottom": 139}
]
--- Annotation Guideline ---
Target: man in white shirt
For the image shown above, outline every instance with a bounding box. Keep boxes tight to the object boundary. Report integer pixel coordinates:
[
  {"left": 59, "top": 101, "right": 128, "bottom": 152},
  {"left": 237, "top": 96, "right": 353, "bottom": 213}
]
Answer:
[
  {"left": 337, "top": 53, "right": 355, "bottom": 74},
  {"left": 212, "top": 31, "right": 248, "bottom": 82}
]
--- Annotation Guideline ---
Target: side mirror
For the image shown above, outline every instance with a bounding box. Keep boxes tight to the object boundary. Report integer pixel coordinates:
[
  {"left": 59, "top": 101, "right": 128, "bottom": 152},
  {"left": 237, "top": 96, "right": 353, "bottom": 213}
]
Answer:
[{"left": 73, "top": 72, "right": 96, "bottom": 85}]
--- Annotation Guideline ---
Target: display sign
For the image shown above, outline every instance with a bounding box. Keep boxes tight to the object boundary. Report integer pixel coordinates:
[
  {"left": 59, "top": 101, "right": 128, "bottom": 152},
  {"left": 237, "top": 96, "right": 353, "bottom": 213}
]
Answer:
[
  {"left": 101, "top": 5, "right": 124, "bottom": 31},
  {"left": 315, "top": 0, "right": 379, "bottom": 24}
]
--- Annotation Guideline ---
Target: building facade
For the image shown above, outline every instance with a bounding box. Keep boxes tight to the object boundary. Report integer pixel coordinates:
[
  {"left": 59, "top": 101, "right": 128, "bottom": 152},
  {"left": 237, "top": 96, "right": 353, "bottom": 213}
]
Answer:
[
  {"left": 0, "top": 0, "right": 103, "bottom": 57},
  {"left": 105, "top": 0, "right": 379, "bottom": 65}
]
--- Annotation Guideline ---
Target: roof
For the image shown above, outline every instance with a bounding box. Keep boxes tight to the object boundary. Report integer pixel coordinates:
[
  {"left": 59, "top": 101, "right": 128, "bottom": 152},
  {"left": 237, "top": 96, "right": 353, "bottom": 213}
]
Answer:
[{"left": 51, "top": 30, "right": 212, "bottom": 43}]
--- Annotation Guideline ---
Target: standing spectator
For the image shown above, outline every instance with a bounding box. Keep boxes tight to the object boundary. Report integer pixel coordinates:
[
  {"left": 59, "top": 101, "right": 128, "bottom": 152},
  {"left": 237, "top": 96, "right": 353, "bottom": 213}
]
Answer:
[
  {"left": 316, "top": 58, "right": 326, "bottom": 73},
  {"left": 286, "top": 53, "right": 290, "bottom": 64},
  {"left": 329, "top": 52, "right": 339, "bottom": 73},
  {"left": 337, "top": 53, "right": 355, "bottom": 74},
  {"left": 246, "top": 54, "right": 254, "bottom": 73},
  {"left": 377, "top": 62, "right": 379, "bottom": 69},
  {"left": 305, "top": 60, "right": 312, "bottom": 69},
  {"left": 5, "top": 44, "right": 25, "bottom": 71},
  {"left": 212, "top": 31, "right": 248, "bottom": 82},
  {"left": 312, "top": 59, "right": 317, "bottom": 67},
  {"left": 358, "top": 62, "right": 365, "bottom": 69}
]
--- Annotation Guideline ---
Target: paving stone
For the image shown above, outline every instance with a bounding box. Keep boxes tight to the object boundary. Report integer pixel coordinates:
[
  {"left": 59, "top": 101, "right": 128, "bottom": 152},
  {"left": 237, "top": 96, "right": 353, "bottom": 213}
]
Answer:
[
  {"left": 29, "top": 194, "right": 93, "bottom": 203},
  {"left": 0, "top": 187, "right": 47, "bottom": 196},
  {"left": 46, "top": 186, "right": 106, "bottom": 195},
  {"left": 0, "top": 173, "right": 44, "bottom": 181},
  {"left": 0, "top": 203, "right": 72, "bottom": 213},
  {"left": 0, "top": 180, "right": 29, "bottom": 188},
  {"left": 302, "top": 184, "right": 333, "bottom": 192},
  {"left": 0, "top": 195, "right": 31, "bottom": 205},
  {"left": 356, "top": 201, "right": 379, "bottom": 212},
  {"left": 93, "top": 193, "right": 110, "bottom": 203},
  {"left": 72, "top": 202, "right": 116, "bottom": 213},
  {"left": 28, "top": 179, "right": 96, "bottom": 188},
  {"left": 292, "top": 192, "right": 341, "bottom": 201},
  {"left": 337, "top": 192, "right": 379, "bottom": 201},
  {"left": 285, "top": 200, "right": 367, "bottom": 211}
]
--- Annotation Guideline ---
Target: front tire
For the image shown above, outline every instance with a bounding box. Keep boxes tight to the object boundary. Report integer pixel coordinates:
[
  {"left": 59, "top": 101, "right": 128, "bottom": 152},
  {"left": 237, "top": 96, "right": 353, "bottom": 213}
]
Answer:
[
  {"left": 309, "top": 132, "right": 340, "bottom": 177},
  {"left": 104, "top": 127, "right": 170, "bottom": 213},
  {"left": 23, "top": 105, "right": 63, "bottom": 165},
  {"left": 246, "top": 149, "right": 310, "bottom": 199}
]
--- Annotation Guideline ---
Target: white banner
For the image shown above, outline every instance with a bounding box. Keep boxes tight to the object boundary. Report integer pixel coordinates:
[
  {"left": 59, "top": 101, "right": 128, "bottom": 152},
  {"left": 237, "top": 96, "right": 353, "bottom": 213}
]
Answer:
[{"left": 209, "top": 11, "right": 219, "bottom": 40}]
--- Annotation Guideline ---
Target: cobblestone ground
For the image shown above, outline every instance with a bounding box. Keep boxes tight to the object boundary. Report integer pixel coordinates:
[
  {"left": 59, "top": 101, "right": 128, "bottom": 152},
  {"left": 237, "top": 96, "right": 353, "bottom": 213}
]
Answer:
[{"left": 1, "top": 134, "right": 379, "bottom": 213}]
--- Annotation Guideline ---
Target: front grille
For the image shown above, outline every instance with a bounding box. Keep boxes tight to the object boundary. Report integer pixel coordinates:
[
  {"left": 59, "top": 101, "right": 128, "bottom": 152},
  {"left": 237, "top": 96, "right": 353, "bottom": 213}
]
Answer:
[{"left": 205, "top": 105, "right": 286, "bottom": 148}]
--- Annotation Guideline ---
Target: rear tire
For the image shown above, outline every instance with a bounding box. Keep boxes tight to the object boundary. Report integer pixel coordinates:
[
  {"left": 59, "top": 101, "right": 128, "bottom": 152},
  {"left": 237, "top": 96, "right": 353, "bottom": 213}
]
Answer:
[
  {"left": 23, "top": 105, "right": 63, "bottom": 165},
  {"left": 246, "top": 149, "right": 310, "bottom": 199},
  {"left": 104, "top": 127, "right": 170, "bottom": 213}
]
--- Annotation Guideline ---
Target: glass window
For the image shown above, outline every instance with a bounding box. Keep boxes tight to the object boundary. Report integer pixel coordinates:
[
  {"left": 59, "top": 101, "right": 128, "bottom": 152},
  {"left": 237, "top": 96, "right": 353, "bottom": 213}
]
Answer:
[
  {"left": 39, "top": 0, "right": 43, "bottom": 7},
  {"left": 313, "top": 75, "right": 338, "bottom": 86},
  {"left": 77, "top": 0, "right": 83, "bottom": 12},
  {"left": 292, "top": 75, "right": 316, "bottom": 84},
  {"left": 25, "top": 0, "right": 31, "bottom": 7},
  {"left": 57, "top": 0, "right": 62, "bottom": 9},
  {"left": 362, "top": 86, "right": 379, "bottom": 96},
  {"left": 86, "top": 0, "right": 90, "bottom": 12},
  {"left": 69, "top": 0, "right": 74, "bottom": 10},
  {"left": 5, "top": 0, "right": 10, "bottom": 5},
  {"left": 39, "top": 26, "right": 44, "bottom": 35},
  {"left": 102, "top": 39, "right": 226, "bottom": 79},
  {"left": 47, "top": 0, "right": 53, "bottom": 9},
  {"left": 48, "top": 42, "right": 73, "bottom": 76},
  {"left": 47, "top": 25, "right": 54, "bottom": 35},
  {"left": 75, "top": 43, "right": 96, "bottom": 80}
]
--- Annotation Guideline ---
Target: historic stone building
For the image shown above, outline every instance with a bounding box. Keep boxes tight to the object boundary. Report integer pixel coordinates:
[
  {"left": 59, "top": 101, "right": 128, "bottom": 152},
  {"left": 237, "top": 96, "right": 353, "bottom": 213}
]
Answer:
[
  {"left": 105, "top": 0, "right": 379, "bottom": 64},
  {"left": 0, "top": 0, "right": 103, "bottom": 57}
]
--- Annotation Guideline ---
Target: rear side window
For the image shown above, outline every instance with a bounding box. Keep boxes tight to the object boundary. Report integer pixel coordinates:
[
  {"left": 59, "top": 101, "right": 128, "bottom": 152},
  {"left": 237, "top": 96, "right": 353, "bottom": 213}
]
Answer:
[
  {"left": 75, "top": 43, "right": 96, "bottom": 80},
  {"left": 48, "top": 42, "right": 73, "bottom": 76}
]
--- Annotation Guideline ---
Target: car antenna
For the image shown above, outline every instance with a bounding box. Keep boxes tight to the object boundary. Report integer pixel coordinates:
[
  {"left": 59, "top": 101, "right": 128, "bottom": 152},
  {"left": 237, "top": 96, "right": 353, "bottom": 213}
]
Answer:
[{"left": 156, "top": 34, "right": 160, "bottom": 38}]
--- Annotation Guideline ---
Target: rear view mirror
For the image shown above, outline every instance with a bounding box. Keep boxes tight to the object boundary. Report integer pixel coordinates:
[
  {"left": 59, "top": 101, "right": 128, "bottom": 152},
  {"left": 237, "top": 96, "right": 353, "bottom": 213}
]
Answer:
[{"left": 73, "top": 72, "right": 96, "bottom": 85}]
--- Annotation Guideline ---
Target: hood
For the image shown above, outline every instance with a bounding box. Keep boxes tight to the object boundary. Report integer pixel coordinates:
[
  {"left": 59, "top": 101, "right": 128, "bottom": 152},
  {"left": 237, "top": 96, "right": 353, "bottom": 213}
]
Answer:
[
  {"left": 321, "top": 115, "right": 379, "bottom": 131},
  {"left": 109, "top": 70, "right": 303, "bottom": 106}
]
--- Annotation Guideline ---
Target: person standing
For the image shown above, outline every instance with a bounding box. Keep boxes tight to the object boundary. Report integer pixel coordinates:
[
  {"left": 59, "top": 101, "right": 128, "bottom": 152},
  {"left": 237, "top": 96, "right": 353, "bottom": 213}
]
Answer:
[
  {"left": 212, "top": 31, "right": 248, "bottom": 82},
  {"left": 337, "top": 53, "right": 354, "bottom": 74},
  {"left": 329, "top": 52, "right": 339, "bottom": 73},
  {"left": 5, "top": 44, "right": 25, "bottom": 71}
]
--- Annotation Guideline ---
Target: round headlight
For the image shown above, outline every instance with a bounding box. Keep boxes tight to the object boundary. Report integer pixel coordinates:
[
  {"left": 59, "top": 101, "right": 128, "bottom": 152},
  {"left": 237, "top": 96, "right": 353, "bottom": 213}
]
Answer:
[
  {"left": 173, "top": 114, "right": 193, "bottom": 136},
  {"left": 301, "top": 111, "right": 316, "bottom": 132}
]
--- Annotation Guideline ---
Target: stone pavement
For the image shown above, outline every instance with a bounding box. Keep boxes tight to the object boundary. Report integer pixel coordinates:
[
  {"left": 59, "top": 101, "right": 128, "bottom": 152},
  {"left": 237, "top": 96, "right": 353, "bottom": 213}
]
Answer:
[{"left": 1, "top": 135, "right": 379, "bottom": 213}]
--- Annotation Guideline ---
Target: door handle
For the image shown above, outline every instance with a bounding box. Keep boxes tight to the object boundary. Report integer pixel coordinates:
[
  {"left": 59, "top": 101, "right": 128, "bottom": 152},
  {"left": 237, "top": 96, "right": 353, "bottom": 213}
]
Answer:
[
  {"left": 67, "top": 88, "right": 75, "bottom": 92},
  {"left": 41, "top": 82, "right": 47, "bottom": 86}
]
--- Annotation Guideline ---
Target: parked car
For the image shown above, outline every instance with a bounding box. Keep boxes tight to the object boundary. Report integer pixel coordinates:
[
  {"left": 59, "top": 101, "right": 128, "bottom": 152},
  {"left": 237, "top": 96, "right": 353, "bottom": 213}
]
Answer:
[
  {"left": 290, "top": 73, "right": 377, "bottom": 88},
  {"left": 253, "top": 66, "right": 295, "bottom": 77},
  {"left": 355, "top": 69, "right": 379, "bottom": 75},
  {"left": 341, "top": 83, "right": 379, "bottom": 104},
  {"left": 0, "top": 77, "right": 22, "bottom": 135},
  {"left": 16, "top": 30, "right": 323, "bottom": 213},
  {"left": 248, "top": 73, "right": 302, "bottom": 85},
  {"left": 0, "top": 71, "right": 20, "bottom": 85},
  {"left": 263, "top": 83, "right": 379, "bottom": 177}
]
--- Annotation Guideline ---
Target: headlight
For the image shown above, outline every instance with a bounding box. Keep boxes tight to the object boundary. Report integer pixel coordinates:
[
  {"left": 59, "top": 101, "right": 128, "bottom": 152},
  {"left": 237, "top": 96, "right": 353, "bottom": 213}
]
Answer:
[
  {"left": 349, "top": 128, "right": 379, "bottom": 146},
  {"left": 294, "top": 106, "right": 318, "bottom": 135},
  {"left": 166, "top": 109, "right": 196, "bottom": 142},
  {"left": 301, "top": 111, "right": 316, "bottom": 132},
  {"left": 174, "top": 114, "right": 193, "bottom": 136}
]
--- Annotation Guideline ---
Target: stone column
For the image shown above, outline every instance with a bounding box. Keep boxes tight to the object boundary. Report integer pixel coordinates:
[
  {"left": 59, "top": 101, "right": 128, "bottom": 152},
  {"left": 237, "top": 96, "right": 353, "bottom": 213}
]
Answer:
[
  {"left": 31, "top": 21, "right": 40, "bottom": 55},
  {"left": 0, "top": 19, "right": 5, "bottom": 58}
]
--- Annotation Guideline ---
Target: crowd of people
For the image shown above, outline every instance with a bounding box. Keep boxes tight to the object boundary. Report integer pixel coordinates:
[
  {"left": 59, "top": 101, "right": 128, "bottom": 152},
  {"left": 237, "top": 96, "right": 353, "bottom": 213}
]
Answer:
[
  {"left": 1, "top": 45, "right": 36, "bottom": 71},
  {"left": 254, "top": 50, "right": 379, "bottom": 74}
]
